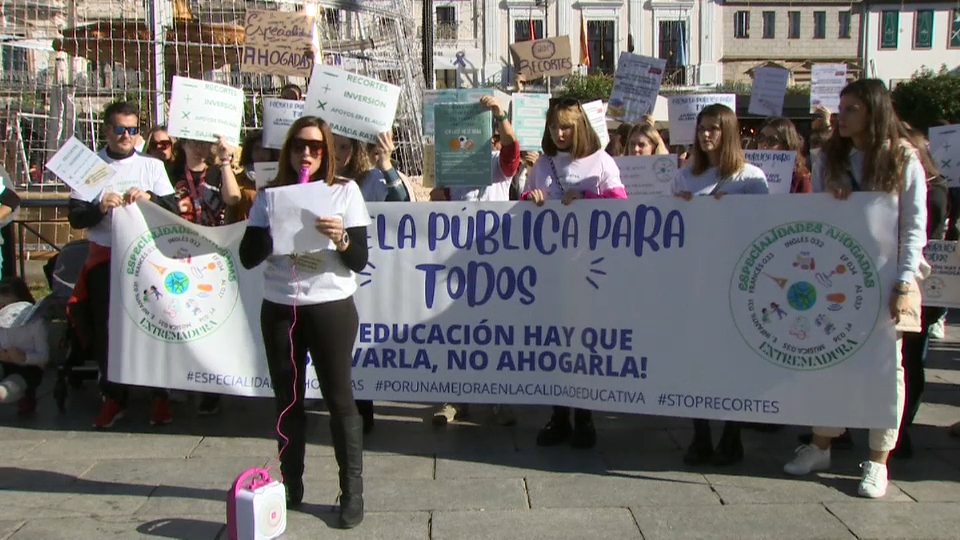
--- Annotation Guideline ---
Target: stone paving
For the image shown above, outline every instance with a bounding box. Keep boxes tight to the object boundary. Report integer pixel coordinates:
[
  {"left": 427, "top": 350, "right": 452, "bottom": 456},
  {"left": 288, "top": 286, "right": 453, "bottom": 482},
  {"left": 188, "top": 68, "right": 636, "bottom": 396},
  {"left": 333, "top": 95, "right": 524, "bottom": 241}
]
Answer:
[{"left": 1, "top": 333, "right": 959, "bottom": 539}]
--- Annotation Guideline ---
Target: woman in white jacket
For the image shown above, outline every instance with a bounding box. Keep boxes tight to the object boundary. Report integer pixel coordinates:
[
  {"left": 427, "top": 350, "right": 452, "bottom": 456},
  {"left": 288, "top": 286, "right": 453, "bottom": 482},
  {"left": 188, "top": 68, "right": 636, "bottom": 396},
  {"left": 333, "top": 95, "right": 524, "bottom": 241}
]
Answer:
[
  {"left": 783, "top": 79, "right": 927, "bottom": 499},
  {"left": 0, "top": 277, "right": 48, "bottom": 415}
]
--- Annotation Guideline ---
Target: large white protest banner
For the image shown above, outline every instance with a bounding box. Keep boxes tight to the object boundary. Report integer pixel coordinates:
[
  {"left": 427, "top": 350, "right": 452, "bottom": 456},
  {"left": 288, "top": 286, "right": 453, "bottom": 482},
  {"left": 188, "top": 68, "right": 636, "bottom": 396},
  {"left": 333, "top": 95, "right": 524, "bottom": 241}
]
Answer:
[
  {"left": 111, "top": 195, "right": 900, "bottom": 428},
  {"left": 744, "top": 150, "right": 797, "bottom": 194}
]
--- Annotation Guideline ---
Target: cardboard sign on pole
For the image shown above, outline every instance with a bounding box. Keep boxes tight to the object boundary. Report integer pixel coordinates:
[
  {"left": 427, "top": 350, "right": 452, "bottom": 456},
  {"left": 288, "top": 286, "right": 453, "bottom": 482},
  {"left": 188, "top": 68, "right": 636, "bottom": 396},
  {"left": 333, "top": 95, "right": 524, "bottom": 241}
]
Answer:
[{"left": 510, "top": 36, "right": 574, "bottom": 80}]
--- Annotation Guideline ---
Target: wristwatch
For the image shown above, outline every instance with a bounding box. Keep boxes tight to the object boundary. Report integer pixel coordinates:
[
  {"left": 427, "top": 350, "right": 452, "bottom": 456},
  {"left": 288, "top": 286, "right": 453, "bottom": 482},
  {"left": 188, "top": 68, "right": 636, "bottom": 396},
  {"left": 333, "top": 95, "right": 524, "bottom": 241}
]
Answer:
[
  {"left": 337, "top": 231, "right": 350, "bottom": 251},
  {"left": 893, "top": 280, "right": 911, "bottom": 294}
]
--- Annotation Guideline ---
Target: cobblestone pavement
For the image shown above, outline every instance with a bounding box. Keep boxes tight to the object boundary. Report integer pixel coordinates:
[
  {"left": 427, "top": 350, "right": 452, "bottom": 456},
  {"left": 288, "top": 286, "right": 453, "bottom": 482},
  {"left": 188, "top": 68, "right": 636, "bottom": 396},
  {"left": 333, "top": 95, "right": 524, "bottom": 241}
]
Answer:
[{"left": 1, "top": 329, "right": 958, "bottom": 539}]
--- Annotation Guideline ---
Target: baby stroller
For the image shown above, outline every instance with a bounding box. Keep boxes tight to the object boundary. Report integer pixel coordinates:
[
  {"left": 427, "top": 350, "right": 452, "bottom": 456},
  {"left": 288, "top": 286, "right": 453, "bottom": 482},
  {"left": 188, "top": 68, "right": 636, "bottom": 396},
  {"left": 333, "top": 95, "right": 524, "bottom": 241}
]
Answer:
[{"left": 34, "top": 240, "right": 95, "bottom": 412}]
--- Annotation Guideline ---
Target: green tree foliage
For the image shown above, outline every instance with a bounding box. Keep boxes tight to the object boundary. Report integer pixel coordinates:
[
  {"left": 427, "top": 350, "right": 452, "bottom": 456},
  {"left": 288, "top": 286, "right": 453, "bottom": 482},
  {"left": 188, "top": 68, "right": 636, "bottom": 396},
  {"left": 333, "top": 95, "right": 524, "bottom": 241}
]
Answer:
[
  {"left": 554, "top": 73, "right": 614, "bottom": 102},
  {"left": 891, "top": 66, "right": 960, "bottom": 132}
]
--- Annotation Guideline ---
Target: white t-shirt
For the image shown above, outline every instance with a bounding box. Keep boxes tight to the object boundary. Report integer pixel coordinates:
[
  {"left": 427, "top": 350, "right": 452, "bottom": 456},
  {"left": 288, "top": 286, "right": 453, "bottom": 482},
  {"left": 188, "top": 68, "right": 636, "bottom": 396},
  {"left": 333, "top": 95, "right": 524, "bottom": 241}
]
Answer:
[
  {"left": 70, "top": 149, "right": 175, "bottom": 247},
  {"left": 448, "top": 151, "right": 513, "bottom": 202},
  {"left": 671, "top": 163, "right": 769, "bottom": 196},
  {"left": 524, "top": 150, "right": 623, "bottom": 201},
  {"left": 248, "top": 180, "right": 372, "bottom": 306}
]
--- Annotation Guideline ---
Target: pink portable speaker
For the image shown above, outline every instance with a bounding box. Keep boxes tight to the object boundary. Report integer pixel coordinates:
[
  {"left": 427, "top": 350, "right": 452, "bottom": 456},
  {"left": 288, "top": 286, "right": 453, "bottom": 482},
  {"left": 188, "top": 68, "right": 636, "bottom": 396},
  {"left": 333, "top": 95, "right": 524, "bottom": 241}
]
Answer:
[{"left": 227, "top": 468, "right": 287, "bottom": 540}]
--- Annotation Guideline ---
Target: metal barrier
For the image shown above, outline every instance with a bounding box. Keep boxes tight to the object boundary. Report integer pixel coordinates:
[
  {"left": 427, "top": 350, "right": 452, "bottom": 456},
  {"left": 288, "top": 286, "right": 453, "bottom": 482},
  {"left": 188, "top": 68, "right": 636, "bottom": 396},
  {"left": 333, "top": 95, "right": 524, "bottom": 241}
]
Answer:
[{"left": 13, "top": 196, "right": 73, "bottom": 279}]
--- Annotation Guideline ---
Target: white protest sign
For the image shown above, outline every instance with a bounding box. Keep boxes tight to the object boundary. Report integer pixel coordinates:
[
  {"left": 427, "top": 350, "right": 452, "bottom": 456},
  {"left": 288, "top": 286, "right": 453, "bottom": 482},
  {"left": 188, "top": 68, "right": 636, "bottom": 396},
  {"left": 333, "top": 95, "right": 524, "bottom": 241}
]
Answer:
[
  {"left": 511, "top": 93, "right": 551, "bottom": 151},
  {"left": 112, "top": 195, "right": 902, "bottom": 430},
  {"left": 167, "top": 76, "right": 244, "bottom": 146},
  {"left": 748, "top": 67, "right": 789, "bottom": 117},
  {"left": 251, "top": 162, "right": 278, "bottom": 188},
  {"left": 614, "top": 155, "right": 677, "bottom": 197},
  {"left": 266, "top": 182, "right": 338, "bottom": 254},
  {"left": 922, "top": 241, "right": 960, "bottom": 308},
  {"left": 607, "top": 53, "right": 666, "bottom": 122},
  {"left": 44, "top": 137, "right": 116, "bottom": 202},
  {"left": 810, "top": 64, "right": 846, "bottom": 113},
  {"left": 582, "top": 100, "right": 609, "bottom": 148},
  {"left": 744, "top": 150, "right": 797, "bottom": 194},
  {"left": 262, "top": 98, "right": 305, "bottom": 149},
  {"left": 667, "top": 94, "right": 737, "bottom": 146},
  {"left": 929, "top": 124, "right": 960, "bottom": 187},
  {"left": 304, "top": 65, "right": 401, "bottom": 143}
]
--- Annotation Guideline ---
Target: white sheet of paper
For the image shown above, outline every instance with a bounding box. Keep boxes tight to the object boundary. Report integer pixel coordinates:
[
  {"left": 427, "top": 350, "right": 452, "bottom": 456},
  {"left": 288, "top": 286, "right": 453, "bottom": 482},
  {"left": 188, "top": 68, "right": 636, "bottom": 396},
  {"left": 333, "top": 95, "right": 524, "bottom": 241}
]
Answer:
[
  {"left": 303, "top": 64, "right": 401, "bottom": 143},
  {"left": 929, "top": 124, "right": 960, "bottom": 187},
  {"left": 667, "top": 94, "right": 737, "bottom": 146},
  {"left": 252, "top": 162, "right": 279, "bottom": 188},
  {"left": 748, "top": 67, "right": 789, "bottom": 117},
  {"left": 44, "top": 137, "right": 116, "bottom": 202},
  {"left": 614, "top": 155, "right": 677, "bottom": 197},
  {"left": 810, "top": 64, "right": 847, "bottom": 113},
  {"left": 266, "top": 182, "right": 338, "bottom": 255},
  {"left": 582, "top": 100, "right": 610, "bottom": 148},
  {"left": 743, "top": 150, "right": 796, "bottom": 194},
  {"left": 167, "top": 76, "right": 245, "bottom": 146},
  {"left": 607, "top": 53, "right": 667, "bottom": 122},
  {"left": 262, "top": 98, "right": 305, "bottom": 149}
]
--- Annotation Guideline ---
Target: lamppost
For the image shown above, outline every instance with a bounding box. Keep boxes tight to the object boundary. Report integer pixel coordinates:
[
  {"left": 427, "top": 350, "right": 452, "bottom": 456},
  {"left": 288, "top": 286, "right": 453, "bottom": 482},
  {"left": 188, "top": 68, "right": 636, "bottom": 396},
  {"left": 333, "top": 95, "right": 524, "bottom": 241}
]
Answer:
[{"left": 422, "top": 0, "right": 434, "bottom": 89}]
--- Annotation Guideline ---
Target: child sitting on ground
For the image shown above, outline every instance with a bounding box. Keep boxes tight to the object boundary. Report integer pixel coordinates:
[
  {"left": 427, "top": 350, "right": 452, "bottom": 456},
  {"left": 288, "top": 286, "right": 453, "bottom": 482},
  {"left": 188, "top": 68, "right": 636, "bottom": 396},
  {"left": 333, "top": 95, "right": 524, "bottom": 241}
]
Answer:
[{"left": 0, "top": 277, "right": 48, "bottom": 415}]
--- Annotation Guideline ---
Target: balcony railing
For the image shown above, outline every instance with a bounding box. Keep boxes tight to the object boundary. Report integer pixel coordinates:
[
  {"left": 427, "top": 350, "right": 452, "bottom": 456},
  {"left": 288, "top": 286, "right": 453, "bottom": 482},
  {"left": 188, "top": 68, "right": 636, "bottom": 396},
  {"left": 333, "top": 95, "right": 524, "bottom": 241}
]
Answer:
[{"left": 435, "top": 21, "right": 459, "bottom": 41}]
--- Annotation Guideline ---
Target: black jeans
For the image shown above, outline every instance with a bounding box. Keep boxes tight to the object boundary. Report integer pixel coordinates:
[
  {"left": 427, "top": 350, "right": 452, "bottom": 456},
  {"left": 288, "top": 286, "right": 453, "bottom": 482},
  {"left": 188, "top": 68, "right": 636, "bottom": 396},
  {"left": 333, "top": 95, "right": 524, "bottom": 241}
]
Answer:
[
  {"left": 261, "top": 297, "right": 360, "bottom": 479},
  {"left": 901, "top": 306, "right": 946, "bottom": 428},
  {"left": 86, "top": 260, "right": 167, "bottom": 405}
]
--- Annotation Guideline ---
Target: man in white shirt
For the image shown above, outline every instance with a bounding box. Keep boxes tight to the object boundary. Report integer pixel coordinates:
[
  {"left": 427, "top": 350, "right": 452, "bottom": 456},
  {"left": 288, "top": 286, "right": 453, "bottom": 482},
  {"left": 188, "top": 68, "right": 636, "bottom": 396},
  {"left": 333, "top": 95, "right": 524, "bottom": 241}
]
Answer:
[{"left": 67, "top": 101, "right": 179, "bottom": 429}]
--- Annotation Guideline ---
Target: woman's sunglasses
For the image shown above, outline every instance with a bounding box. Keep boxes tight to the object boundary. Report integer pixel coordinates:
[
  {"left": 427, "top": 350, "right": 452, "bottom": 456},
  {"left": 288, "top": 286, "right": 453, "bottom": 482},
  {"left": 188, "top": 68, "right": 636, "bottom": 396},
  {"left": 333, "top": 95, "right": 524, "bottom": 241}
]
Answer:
[
  {"left": 290, "top": 138, "right": 325, "bottom": 155},
  {"left": 756, "top": 134, "right": 782, "bottom": 147},
  {"left": 150, "top": 140, "right": 172, "bottom": 150},
  {"left": 111, "top": 125, "right": 140, "bottom": 136}
]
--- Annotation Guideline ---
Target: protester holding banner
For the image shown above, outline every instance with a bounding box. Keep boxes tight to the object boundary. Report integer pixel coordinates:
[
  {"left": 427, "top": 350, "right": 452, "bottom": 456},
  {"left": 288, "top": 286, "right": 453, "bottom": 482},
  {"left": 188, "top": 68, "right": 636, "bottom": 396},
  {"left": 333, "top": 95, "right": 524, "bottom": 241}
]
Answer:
[
  {"left": 756, "top": 117, "right": 812, "bottom": 194},
  {"left": 673, "top": 103, "right": 769, "bottom": 466},
  {"left": 624, "top": 119, "right": 669, "bottom": 157},
  {"left": 523, "top": 98, "right": 627, "bottom": 449},
  {"left": 239, "top": 115, "right": 370, "bottom": 527},
  {"left": 431, "top": 95, "right": 521, "bottom": 427},
  {"left": 892, "top": 124, "right": 949, "bottom": 459},
  {"left": 785, "top": 79, "right": 927, "bottom": 499},
  {"left": 167, "top": 136, "right": 242, "bottom": 416},
  {"left": 67, "top": 100, "right": 179, "bottom": 429}
]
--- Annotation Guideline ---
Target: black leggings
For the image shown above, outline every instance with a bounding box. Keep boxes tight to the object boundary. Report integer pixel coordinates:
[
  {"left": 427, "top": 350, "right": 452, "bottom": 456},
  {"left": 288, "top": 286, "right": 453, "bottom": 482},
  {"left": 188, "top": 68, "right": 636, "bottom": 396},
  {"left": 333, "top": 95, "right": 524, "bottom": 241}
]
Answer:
[
  {"left": 86, "top": 260, "right": 166, "bottom": 404},
  {"left": 262, "top": 297, "right": 359, "bottom": 472},
  {"left": 901, "top": 306, "right": 946, "bottom": 428}
]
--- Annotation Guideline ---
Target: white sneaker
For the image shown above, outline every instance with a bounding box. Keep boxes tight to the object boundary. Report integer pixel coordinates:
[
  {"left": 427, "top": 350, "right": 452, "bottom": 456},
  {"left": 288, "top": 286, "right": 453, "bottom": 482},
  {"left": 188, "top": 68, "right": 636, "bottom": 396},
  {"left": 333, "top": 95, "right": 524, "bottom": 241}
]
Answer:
[
  {"left": 930, "top": 318, "right": 946, "bottom": 339},
  {"left": 857, "top": 461, "right": 889, "bottom": 498},
  {"left": 784, "top": 444, "right": 831, "bottom": 476}
]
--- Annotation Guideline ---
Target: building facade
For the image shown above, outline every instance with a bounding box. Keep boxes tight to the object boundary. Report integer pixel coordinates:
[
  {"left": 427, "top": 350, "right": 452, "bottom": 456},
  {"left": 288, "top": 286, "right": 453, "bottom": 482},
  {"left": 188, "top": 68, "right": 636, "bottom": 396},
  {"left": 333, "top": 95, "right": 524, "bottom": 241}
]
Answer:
[
  {"left": 717, "top": 0, "right": 861, "bottom": 84},
  {"left": 413, "top": 0, "right": 722, "bottom": 88},
  {"left": 861, "top": 0, "right": 960, "bottom": 87}
]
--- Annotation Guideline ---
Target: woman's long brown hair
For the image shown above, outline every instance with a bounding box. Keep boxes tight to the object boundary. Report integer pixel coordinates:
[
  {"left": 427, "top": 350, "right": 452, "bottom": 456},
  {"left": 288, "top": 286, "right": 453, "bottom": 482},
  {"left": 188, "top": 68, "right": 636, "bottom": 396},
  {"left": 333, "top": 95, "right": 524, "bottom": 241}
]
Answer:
[
  {"left": 339, "top": 137, "right": 375, "bottom": 183},
  {"left": 272, "top": 116, "right": 338, "bottom": 187},
  {"left": 690, "top": 104, "right": 745, "bottom": 178},
  {"left": 821, "top": 79, "right": 908, "bottom": 194},
  {"left": 541, "top": 99, "right": 601, "bottom": 159}
]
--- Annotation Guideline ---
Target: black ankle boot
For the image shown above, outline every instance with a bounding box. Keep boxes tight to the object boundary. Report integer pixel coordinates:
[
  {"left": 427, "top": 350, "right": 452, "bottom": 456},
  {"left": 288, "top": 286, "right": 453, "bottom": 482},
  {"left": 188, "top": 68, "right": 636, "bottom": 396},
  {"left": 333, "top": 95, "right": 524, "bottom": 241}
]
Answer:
[
  {"left": 684, "top": 419, "right": 713, "bottom": 465},
  {"left": 711, "top": 422, "right": 744, "bottom": 466},
  {"left": 570, "top": 409, "right": 596, "bottom": 449},
  {"left": 331, "top": 415, "right": 364, "bottom": 529},
  {"left": 536, "top": 407, "right": 572, "bottom": 446},
  {"left": 284, "top": 477, "right": 303, "bottom": 508},
  {"left": 356, "top": 400, "right": 375, "bottom": 434}
]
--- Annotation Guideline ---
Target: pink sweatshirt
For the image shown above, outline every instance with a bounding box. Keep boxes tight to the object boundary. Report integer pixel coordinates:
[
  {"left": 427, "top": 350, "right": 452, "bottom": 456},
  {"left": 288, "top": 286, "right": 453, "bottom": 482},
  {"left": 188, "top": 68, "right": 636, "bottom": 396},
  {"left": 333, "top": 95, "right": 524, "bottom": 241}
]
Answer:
[{"left": 522, "top": 150, "right": 628, "bottom": 200}]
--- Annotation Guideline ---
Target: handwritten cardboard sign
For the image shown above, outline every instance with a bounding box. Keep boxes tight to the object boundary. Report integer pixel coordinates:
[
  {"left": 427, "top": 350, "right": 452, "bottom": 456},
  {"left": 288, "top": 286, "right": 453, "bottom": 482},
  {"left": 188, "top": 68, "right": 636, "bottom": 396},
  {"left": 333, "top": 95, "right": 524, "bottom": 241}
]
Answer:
[
  {"left": 510, "top": 36, "right": 573, "bottom": 79},
  {"left": 242, "top": 10, "right": 315, "bottom": 78}
]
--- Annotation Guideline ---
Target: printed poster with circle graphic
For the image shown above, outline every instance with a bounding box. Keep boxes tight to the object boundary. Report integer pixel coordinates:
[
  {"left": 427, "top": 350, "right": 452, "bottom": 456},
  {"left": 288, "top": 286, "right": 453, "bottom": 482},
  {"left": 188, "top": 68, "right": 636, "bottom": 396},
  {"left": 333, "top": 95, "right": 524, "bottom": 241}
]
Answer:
[{"left": 433, "top": 103, "right": 493, "bottom": 187}]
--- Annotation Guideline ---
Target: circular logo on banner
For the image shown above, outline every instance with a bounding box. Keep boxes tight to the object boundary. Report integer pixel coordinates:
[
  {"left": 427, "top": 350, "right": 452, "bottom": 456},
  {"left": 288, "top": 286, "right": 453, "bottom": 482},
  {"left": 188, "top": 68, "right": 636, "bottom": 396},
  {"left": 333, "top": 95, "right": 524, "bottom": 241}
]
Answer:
[
  {"left": 122, "top": 225, "right": 240, "bottom": 343},
  {"left": 729, "top": 221, "right": 881, "bottom": 371},
  {"left": 531, "top": 40, "right": 556, "bottom": 60}
]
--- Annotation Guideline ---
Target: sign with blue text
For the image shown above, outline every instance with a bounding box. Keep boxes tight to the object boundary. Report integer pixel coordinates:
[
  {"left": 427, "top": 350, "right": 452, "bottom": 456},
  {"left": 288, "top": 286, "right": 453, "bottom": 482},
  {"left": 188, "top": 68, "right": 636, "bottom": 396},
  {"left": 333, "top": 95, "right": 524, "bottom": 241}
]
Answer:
[
  {"left": 167, "top": 76, "right": 244, "bottom": 146},
  {"left": 110, "top": 195, "right": 900, "bottom": 428}
]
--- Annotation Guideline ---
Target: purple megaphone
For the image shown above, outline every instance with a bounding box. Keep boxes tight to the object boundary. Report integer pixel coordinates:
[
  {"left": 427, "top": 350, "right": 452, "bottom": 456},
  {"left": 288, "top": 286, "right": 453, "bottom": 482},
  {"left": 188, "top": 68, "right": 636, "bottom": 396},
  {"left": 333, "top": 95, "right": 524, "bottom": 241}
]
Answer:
[{"left": 298, "top": 167, "right": 310, "bottom": 184}]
